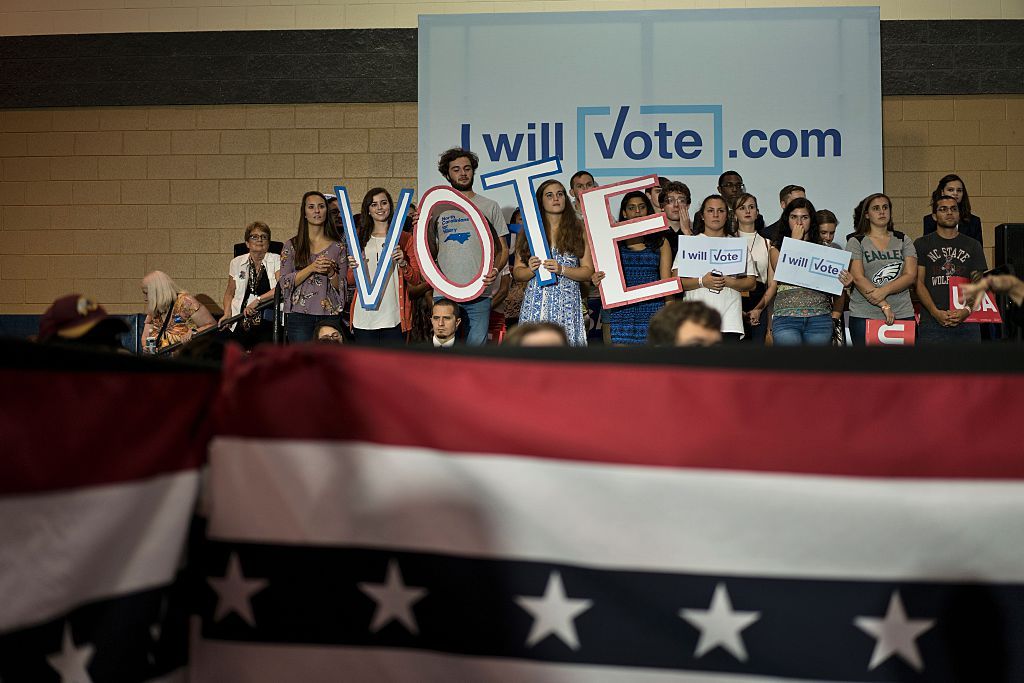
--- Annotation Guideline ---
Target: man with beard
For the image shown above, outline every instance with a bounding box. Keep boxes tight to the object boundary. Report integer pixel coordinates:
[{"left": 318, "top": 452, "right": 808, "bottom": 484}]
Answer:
[
  {"left": 430, "top": 147, "right": 508, "bottom": 345},
  {"left": 914, "top": 195, "right": 987, "bottom": 343}
]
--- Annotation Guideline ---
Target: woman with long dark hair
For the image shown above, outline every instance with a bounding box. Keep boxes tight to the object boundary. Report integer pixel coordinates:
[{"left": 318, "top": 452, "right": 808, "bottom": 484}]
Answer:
[
  {"left": 750, "top": 198, "right": 852, "bottom": 345},
  {"left": 732, "top": 192, "right": 771, "bottom": 343},
  {"left": 279, "top": 190, "right": 348, "bottom": 343},
  {"left": 513, "top": 179, "right": 594, "bottom": 346},
  {"left": 922, "top": 174, "right": 983, "bottom": 244},
  {"left": 846, "top": 192, "right": 917, "bottom": 344},
  {"left": 345, "top": 187, "right": 422, "bottom": 344},
  {"left": 679, "top": 195, "right": 756, "bottom": 341},
  {"left": 591, "top": 191, "right": 672, "bottom": 344}
]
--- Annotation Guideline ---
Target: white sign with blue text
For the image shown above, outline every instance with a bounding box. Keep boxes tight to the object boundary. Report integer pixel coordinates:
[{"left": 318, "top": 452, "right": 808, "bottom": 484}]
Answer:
[
  {"left": 774, "top": 237, "right": 852, "bottom": 296},
  {"left": 673, "top": 235, "right": 750, "bottom": 277},
  {"left": 419, "top": 8, "right": 881, "bottom": 228}
]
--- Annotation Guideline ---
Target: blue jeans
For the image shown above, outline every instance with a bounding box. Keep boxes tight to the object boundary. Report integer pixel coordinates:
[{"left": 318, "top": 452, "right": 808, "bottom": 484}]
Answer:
[
  {"left": 436, "top": 295, "right": 491, "bottom": 346},
  {"left": 771, "top": 314, "right": 833, "bottom": 346},
  {"left": 849, "top": 316, "right": 916, "bottom": 346}
]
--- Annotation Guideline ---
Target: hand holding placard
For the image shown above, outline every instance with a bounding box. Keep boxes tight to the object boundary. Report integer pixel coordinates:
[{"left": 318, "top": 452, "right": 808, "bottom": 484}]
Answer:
[
  {"left": 673, "top": 235, "right": 749, "bottom": 277},
  {"left": 773, "top": 237, "right": 852, "bottom": 295}
]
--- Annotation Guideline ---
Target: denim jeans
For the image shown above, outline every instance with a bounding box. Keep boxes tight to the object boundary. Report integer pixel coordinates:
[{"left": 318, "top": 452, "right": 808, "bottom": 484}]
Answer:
[
  {"left": 771, "top": 313, "right": 833, "bottom": 346},
  {"left": 436, "top": 295, "right": 492, "bottom": 346},
  {"left": 286, "top": 312, "right": 342, "bottom": 344}
]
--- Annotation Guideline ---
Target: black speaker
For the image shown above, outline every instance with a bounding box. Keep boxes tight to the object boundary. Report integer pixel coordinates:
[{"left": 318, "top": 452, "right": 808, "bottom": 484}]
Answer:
[{"left": 995, "top": 224, "right": 1024, "bottom": 276}]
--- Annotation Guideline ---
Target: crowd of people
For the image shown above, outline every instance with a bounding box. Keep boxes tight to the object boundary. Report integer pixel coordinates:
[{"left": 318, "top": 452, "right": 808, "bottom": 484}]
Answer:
[{"left": 30, "top": 148, "right": 1023, "bottom": 353}]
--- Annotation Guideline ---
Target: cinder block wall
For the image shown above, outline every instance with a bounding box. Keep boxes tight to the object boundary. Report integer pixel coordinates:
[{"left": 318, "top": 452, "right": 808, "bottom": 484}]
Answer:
[
  {"left": 2, "top": 95, "right": 1021, "bottom": 314},
  {"left": 0, "top": 103, "right": 416, "bottom": 313}
]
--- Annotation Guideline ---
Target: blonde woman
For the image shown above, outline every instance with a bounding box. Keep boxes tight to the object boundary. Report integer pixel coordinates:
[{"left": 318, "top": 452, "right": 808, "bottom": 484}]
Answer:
[{"left": 141, "top": 271, "right": 215, "bottom": 352}]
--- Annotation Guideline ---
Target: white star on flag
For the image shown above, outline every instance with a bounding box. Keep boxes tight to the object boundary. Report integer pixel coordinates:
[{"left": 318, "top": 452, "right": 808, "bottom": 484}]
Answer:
[
  {"left": 679, "top": 582, "right": 761, "bottom": 662},
  {"left": 208, "top": 552, "right": 268, "bottom": 627},
  {"left": 357, "top": 559, "right": 428, "bottom": 634},
  {"left": 46, "top": 622, "right": 95, "bottom": 683},
  {"left": 854, "top": 590, "right": 935, "bottom": 671},
  {"left": 515, "top": 570, "right": 593, "bottom": 650}
]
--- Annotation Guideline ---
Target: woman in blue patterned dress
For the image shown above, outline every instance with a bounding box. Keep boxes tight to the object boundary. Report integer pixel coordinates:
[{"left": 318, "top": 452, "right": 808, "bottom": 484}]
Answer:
[
  {"left": 512, "top": 179, "right": 594, "bottom": 346},
  {"left": 592, "top": 192, "right": 672, "bottom": 344}
]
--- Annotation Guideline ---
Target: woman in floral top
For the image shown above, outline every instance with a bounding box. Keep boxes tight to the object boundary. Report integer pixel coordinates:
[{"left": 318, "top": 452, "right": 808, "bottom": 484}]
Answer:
[
  {"left": 279, "top": 191, "right": 349, "bottom": 343},
  {"left": 141, "top": 270, "right": 216, "bottom": 352}
]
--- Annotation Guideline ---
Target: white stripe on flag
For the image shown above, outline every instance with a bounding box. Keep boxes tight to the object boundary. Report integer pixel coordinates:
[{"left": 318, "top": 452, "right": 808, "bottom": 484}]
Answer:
[
  {"left": 192, "top": 639, "right": 796, "bottom": 683},
  {"left": 208, "top": 437, "right": 1024, "bottom": 582},
  {"left": 0, "top": 470, "right": 199, "bottom": 633}
]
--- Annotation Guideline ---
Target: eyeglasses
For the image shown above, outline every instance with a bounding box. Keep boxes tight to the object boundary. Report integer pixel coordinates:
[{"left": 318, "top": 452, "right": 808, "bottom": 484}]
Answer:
[
  {"left": 936, "top": 206, "right": 959, "bottom": 214},
  {"left": 663, "top": 197, "right": 690, "bottom": 205},
  {"left": 248, "top": 234, "right": 269, "bottom": 242},
  {"left": 720, "top": 182, "right": 744, "bottom": 190},
  {"left": 318, "top": 332, "right": 341, "bottom": 340}
]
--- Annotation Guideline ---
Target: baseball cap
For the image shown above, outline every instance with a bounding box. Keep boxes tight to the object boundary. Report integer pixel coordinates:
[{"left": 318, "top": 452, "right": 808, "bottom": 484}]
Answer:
[{"left": 38, "top": 294, "right": 128, "bottom": 342}]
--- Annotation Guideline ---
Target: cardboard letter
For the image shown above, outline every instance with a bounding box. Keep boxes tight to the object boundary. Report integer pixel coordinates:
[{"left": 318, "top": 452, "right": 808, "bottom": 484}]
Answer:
[
  {"left": 866, "top": 319, "right": 916, "bottom": 345},
  {"left": 336, "top": 185, "right": 412, "bottom": 311},
  {"left": 579, "top": 175, "right": 682, "bottom": 309},
  {"left": 413, "top": 186, "right": 495, "bottom": 302},
  {"left": 480, "top": 157, "right": 561, "bottom": 286}
]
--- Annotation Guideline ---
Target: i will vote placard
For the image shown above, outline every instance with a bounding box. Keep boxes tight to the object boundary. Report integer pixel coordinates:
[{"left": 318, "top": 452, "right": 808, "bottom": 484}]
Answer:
[
  {"left": 673, "top": 235, "right": 750, "bottom": 277},
  {"left": 773, "top": 238, "right": 851, "bottom": 295}
]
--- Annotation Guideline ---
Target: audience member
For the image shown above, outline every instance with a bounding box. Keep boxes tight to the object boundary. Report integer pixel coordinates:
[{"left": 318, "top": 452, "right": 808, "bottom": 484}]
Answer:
[
  {"left": 569, "top": 170, "right": 597, "bottom": 218},
  {"left": 648, "top": 300, "right": 723, "bottom": 347},
  {"left": 513, "top": 179, "right": 594, "bottom": 347},
  {"left": 141, "top": 271, "right": 216, "bottom": 352},
  {"left": 750, "top": 198, "right": 851, "bottom": 345},
  {"left": 923, "top": 174, "right": 983, "bottom": 245},
  {"left": 346, "top": 187, "right": 424, "bottom": 345},
  {"left": 37, "top": 294, "right": 129, "bottom": 351},
  {"left": 503, "top": 321, "right": 569, "bottom": 347},
  {"left": 816, "top": 209, "right": 849, "bottom": 344},
  {"left": 734, "top": 193, "right": 772, "bottom": 343},
  {"left": 717, "top": 170, "right": 764, "bottom": 232},
  {"left": 592, "top": 191, "right": 671, "bottom": 344},
  {"left": 645, "top": 175, "right": 669, "bottom": 210},
  {"left": 846, "top": 193, "right": 917, "bottom": 345},
  {"left": 661, "top": 180, "right": 693, "bottom": 260},
  {"left": 817, "top": 209, "right": 841, "bottom": 249},
  {"left": 431, "top": 298, "right": 461, "bottom": 348},
  {"left": 914, "top": 195, "right": 987, "bottom": 343},
  {"left": 219, "top": 221, "right": 280, "bottom": 350},
  {"left": 760, "top": 184, "right": 806, "bottom": 242},
  {"left": 430, "top": 147, "right": 509, "bottom": 345},
  {"left": 679, "top": 195, "right": 756, "bottom": 342},
  {"left": 313, "top": 319, "right": 345, "bottom": 343}
]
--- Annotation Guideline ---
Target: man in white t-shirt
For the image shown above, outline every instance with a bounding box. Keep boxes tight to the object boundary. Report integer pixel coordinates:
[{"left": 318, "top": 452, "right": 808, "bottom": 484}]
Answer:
[{"left": 430, "top": 147, "right": 509, "bottom": 345}]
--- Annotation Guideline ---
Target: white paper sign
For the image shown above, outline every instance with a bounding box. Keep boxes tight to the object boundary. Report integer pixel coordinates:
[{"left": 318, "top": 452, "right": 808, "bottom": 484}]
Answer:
[
  {"left": 774, "top": 237, "right": 851, "bottom": 295},
  {"left": 673, "top": 235, "right": 749, "bottom": 277}
]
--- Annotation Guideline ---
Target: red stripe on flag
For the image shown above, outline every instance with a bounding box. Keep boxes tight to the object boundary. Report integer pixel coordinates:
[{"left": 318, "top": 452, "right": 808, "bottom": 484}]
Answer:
[
  {"left": 216, "top": 346, "right": 1024, "bottom": 480},
  {"left": 2, "top": 369, "right": 217, "bottom": 494}
]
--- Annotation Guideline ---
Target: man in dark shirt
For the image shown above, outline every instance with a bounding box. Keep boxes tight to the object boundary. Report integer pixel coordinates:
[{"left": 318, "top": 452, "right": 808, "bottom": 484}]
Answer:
[
  {"left": 759, "top": 184, "right": 805, "bottom": 242},
  {"left": 914, "top": 195, "right": 987, "bottom": 344}
]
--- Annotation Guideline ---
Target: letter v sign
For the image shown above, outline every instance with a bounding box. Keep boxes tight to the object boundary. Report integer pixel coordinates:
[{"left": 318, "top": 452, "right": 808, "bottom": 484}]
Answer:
[{"left": 336, "top": 185, "right": 413, "bottom": 311}]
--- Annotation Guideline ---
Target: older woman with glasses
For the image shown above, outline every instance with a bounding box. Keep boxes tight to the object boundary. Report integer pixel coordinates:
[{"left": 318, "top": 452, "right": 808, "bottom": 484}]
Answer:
[{"left": 220, "top": 221, "right": 281, "bottom": 349}]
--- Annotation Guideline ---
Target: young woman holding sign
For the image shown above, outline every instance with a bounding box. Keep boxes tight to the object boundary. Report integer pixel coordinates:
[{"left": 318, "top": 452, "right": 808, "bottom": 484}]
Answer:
[
  {"left": 678, "top": 195, "right": 756, "bottom": 341},
  {"left": 513, "top": 179, "right": 594, "bottom": 347},
  {"left": 591, "top": 191, "right": 672, "bottom": 345},
  {"left": 845, "top": 193, "right": 918, "bottom": 345},
  {"left": 749, "top": 198, "right": 853, "bottom": 345},
  {"left": 345, "top": 188, "right": 423, "bottom": 345}
]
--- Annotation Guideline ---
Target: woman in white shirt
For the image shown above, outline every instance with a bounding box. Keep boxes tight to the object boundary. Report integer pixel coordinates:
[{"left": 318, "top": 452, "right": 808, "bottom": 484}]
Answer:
[
  {"left": 346, "top": 187, "right": 423, "bottom": 344},
  {"left": 733, "top": 193, "right": 772, "bottom": 343},
  {"left": 220, "top": 221, "right": 281, "bottom": 349},
  {"left": 679, "top": 195, "right": 757, "bottom": 341}
]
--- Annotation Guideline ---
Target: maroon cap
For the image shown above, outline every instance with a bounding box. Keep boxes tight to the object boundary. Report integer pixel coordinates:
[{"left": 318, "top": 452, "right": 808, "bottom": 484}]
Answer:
[{"left": 38, "top": 294, "right": 126, "bottom": 342}]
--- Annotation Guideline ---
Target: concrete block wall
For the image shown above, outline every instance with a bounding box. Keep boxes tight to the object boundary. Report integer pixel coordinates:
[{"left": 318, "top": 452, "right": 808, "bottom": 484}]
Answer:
[{"left": 1, "top": 95, "right": 1022, "bottom": 313}]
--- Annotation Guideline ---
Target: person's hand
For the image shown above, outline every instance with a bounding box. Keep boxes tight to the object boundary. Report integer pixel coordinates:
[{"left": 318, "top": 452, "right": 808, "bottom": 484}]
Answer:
[
  {"left": 592, "top": 271, "right": 606, "bottom": 287},
  {"left": 703, "top": 272, "right": 725, "bottom": 293},
  {"left": 881, "top": 302, "right": 895, "bottom": 325},
  {"left": 244, "top": 299, "right": 260, "bottom": 315},
  {"left": 864, "top": 286, "right": 886, "bottom": 306},
  {"left": 407, "top": 204, "right": 418, "bottom": 224},
  {"left": 217, "top": 316, "right": 233, "bottom": 330},
  {"left": 838, "top": 269, "right": 853, "bottom": 288},
  {"left": 347, "top": 255, "right": 359, "bottom": 269},
  {"left": 482, "top": 267, "right": 498, "bottom": 286},
  {"left": 312, "top": 255, "right": 333, "bottom": 274},
  {"left": 680, "top": 208, "right": 692, "bottom": 234},
  {"left": 542, "top": 258, "right": 561, "bottom": 275},
  {"left": 748, "top": 307, "right": 762, "bottom": 326},
  {"left": 949, "top": 306, "right": 971, "bottom": 327},
  {"left": 528, "top": 256, "right": 542, "bottom": 273},
  {"left": 392, "top": 246, "right": 407, "bottom": 268}
]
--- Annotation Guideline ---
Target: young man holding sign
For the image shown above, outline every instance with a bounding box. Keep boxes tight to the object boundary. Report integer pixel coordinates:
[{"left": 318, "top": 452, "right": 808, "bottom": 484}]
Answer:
[
  {"left": 914, "top": 195, "right": 987, "bottom": 344},
  {"left": 430, "top": 148, "right": 509, "bottom": 345}
]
